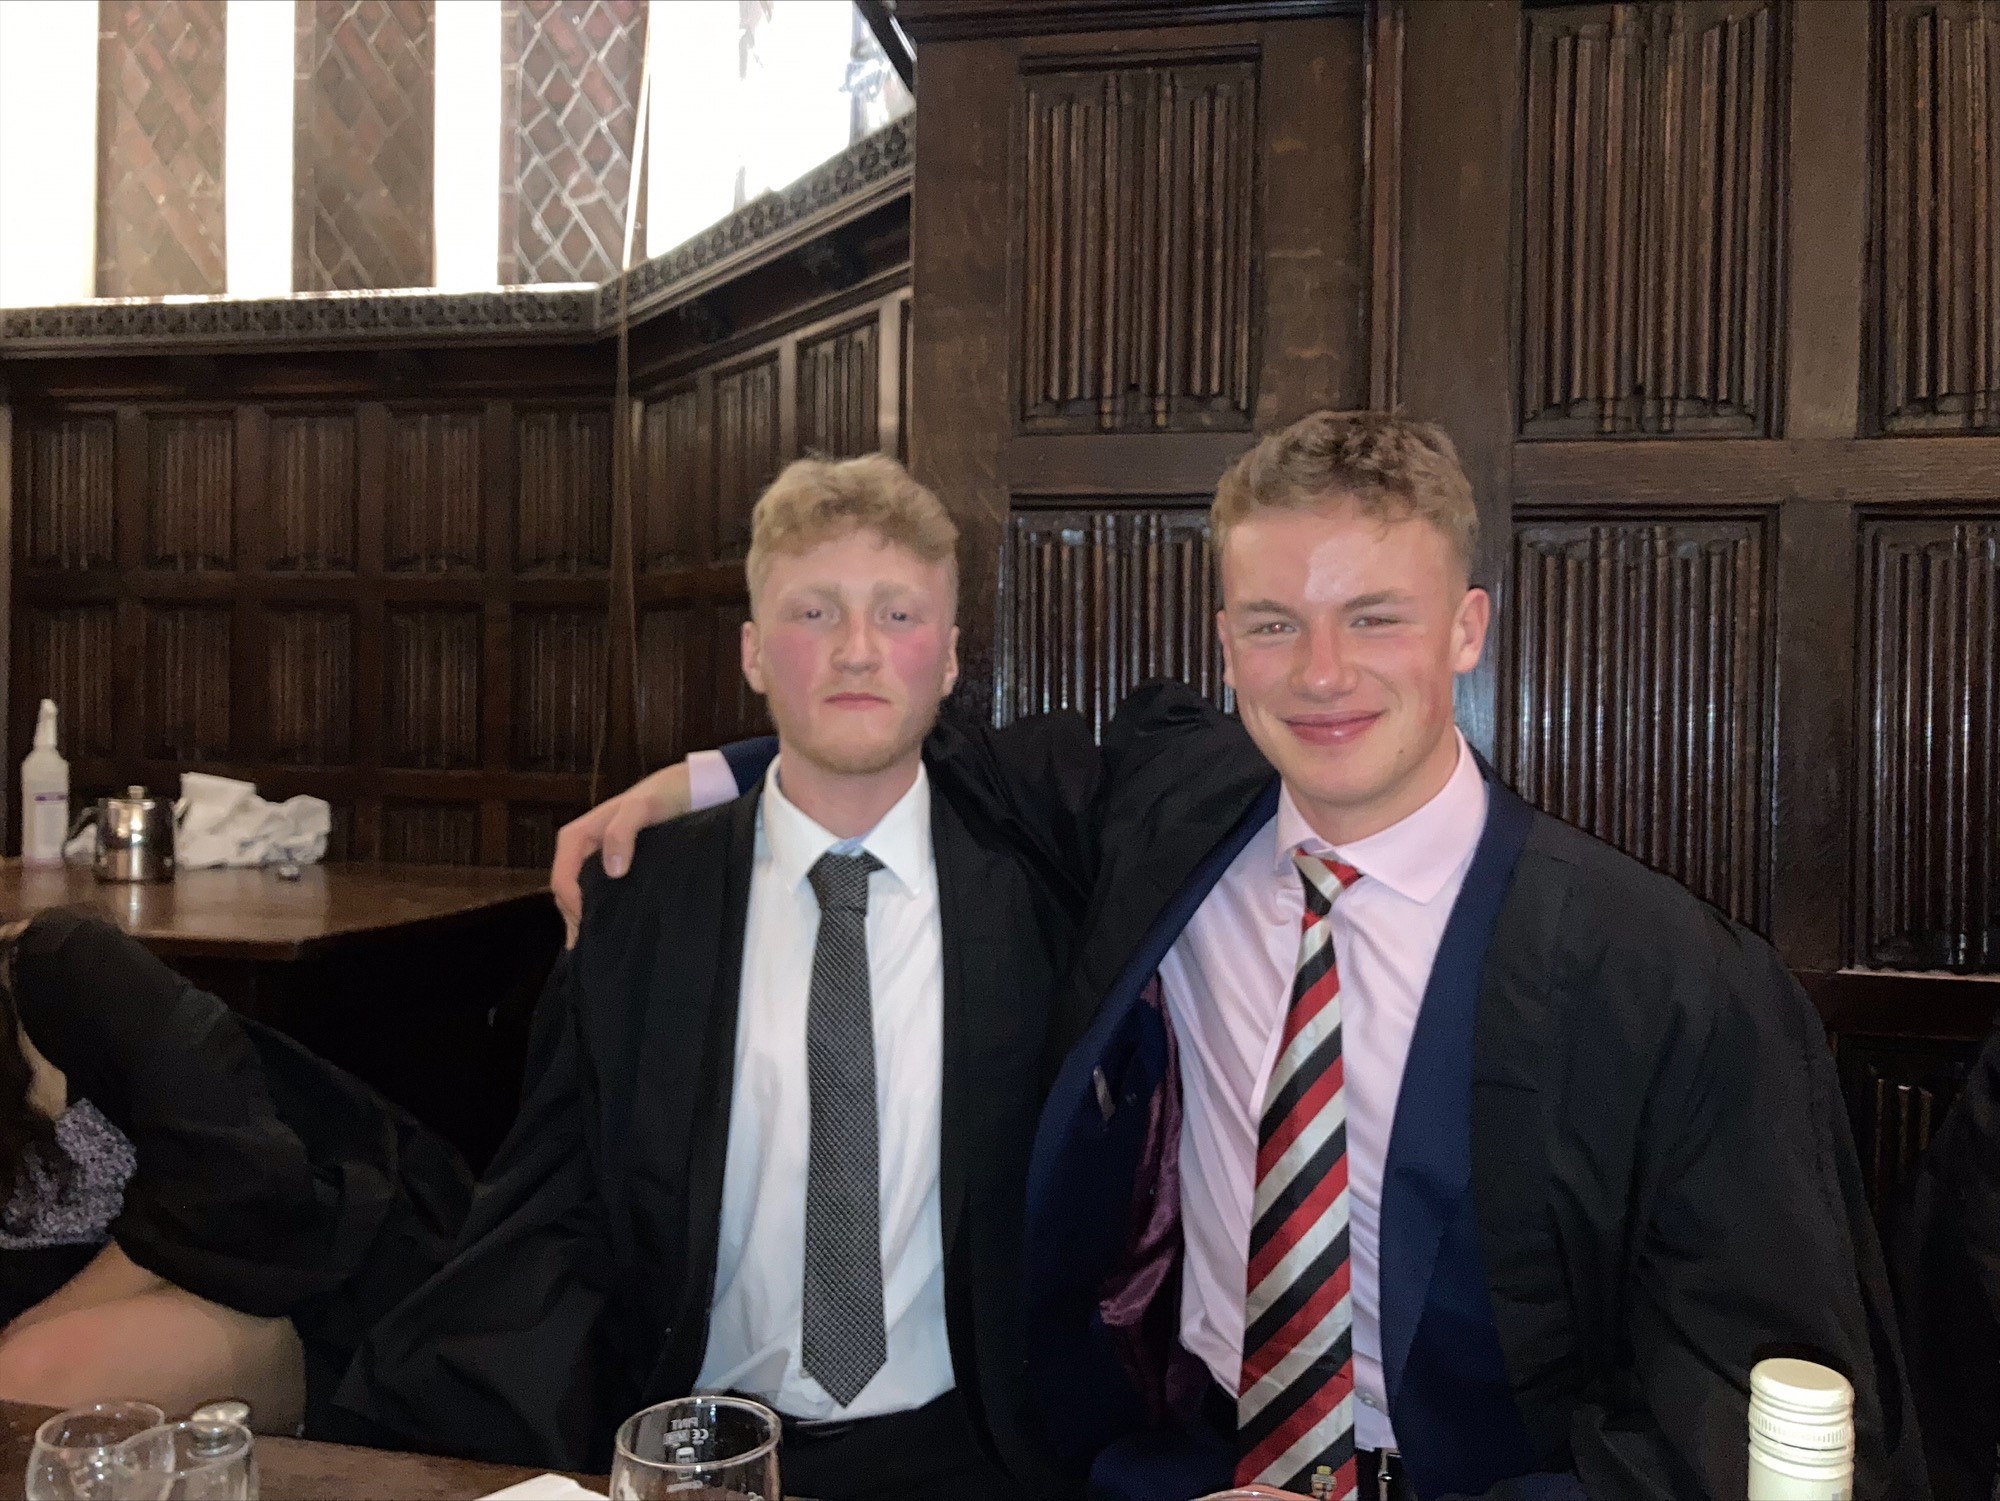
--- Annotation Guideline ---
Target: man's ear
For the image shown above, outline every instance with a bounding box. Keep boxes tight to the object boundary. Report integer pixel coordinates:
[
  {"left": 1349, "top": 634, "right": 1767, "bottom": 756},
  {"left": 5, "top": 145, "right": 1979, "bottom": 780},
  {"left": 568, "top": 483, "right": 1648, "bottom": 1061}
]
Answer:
[
  {"left": 740, "top": 615, "right": 766, "bottom": 695},
  {"left": 1452, "top": 586, "right": 1491, "bottom": 675},
  {"left": 941, "top": 624, "right": 961, "bottom": 699},
  {"left": 1217, "top": 608, "right": 1236, "bottom": 691}
]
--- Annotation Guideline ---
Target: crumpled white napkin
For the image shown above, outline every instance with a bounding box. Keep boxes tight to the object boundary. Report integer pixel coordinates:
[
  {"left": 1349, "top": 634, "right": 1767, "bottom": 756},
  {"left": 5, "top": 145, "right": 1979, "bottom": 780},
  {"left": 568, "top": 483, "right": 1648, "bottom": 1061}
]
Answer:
[
  {"left": 475, "top": 1476, "right": 605, "bottom": 1500},
  {"left": 64, "top": 772, "right": 332, "bottom": 870},
  {"left": 174, "top": 772, "right": 331, "bottom": 869}
]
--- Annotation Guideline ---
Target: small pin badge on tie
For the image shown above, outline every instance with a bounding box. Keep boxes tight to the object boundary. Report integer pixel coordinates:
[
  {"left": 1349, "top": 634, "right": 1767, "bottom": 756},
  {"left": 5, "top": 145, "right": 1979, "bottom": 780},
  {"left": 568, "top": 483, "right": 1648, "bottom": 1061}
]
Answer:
[{"left": 1309, "top": 1465, "right": 1337, "bottom": 1500}]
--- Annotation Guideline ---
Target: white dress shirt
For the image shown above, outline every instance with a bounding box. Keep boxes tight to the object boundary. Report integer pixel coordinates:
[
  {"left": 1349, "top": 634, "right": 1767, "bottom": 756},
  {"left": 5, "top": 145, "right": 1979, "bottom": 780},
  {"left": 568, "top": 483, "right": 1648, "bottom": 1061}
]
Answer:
[
  {"left": 1163, "top": 732, "right": 1487, "bottom": 1452},
  {"left": 693, "top": 757, "right": 956, "bottom": 1418}
]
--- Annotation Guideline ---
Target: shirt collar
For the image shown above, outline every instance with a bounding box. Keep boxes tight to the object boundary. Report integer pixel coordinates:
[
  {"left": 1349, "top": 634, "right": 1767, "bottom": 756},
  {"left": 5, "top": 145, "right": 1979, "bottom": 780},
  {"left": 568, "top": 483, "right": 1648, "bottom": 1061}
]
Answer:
[
  {"left": 761, "top": 755, "right": 933, "bottom": 897},
  {"left": 1272, "top": 729, "right": 1489, "bottom": 904}
]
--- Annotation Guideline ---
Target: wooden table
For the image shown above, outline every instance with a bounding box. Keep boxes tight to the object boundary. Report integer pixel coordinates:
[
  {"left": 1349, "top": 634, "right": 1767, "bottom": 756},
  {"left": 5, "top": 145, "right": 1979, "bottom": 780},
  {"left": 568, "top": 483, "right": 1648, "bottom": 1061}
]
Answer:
[
  {"left": 0, "top": 860, "right": 562, "bottom": 1169},
  {"left": 0, "top": 1398, "right": 604, "bottom": 1499},
  {"left": 0, "top": 860, "right": 552, "bottom": 962}
]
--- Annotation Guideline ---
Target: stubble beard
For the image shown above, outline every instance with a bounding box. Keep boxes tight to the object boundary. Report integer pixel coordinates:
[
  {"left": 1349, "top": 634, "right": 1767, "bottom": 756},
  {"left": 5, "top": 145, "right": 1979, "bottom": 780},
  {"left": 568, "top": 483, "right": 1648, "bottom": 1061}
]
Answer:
[{"left": 790, "top": 698, "right": 943, "bottom": 779}]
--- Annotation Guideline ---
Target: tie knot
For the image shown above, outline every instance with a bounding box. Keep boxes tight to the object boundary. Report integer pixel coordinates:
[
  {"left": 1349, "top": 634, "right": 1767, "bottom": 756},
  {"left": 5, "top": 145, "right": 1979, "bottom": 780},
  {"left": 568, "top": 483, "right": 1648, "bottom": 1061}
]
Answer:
[
  {"left": 808, "top": 850, "right": 882, "bottom": 912},
  {"left": 1291, "top": 850, "right": 1360, "bottom": 916}
]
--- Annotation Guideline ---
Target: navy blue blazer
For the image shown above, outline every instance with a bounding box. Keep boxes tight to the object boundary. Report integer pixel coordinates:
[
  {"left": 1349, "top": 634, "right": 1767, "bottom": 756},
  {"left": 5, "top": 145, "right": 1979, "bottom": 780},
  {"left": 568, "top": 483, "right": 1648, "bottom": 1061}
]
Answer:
[{"left": 1021, "top": 761, "right": 1558, "bottom": 1501}]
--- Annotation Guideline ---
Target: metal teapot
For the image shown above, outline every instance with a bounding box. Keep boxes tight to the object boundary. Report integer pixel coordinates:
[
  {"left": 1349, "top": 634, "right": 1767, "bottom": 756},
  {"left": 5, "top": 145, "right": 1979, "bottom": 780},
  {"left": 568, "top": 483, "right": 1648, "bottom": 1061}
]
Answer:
[{"left": 94, "top": 785, "right": 177, "bottom": 882}]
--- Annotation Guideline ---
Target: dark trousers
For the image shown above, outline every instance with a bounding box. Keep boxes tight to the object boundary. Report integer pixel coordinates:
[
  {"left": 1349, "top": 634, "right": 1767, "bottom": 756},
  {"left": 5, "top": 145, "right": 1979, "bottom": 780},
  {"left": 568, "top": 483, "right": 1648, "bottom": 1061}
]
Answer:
[{"left": 779, "top": 1388, "right": 1029, "bottom": 1501}]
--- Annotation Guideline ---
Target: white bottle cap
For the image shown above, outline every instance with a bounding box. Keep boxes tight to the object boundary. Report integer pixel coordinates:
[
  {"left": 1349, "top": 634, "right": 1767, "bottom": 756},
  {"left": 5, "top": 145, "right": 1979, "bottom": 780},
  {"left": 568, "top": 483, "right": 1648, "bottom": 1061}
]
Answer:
[
  {"left": 32, "top": 699, "right": 57, "bottom": 749},
  {"left": 1750, "top": 1357, "right": 1855, "bottom": 1453}
]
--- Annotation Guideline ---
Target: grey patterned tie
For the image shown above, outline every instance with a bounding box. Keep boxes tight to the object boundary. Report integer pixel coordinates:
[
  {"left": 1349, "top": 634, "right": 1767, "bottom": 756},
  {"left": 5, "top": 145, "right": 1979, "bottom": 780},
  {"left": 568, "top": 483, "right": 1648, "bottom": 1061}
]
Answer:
[{"left": 800, "top": 849, "right": 887, "bottom": 1407}]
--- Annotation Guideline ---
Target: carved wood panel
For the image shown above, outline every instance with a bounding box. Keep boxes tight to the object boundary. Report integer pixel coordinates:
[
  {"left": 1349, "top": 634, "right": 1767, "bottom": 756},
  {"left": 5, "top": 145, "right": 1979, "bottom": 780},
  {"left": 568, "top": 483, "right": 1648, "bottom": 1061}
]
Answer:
[
  {"left": 516, "top": 407, "right": 611, "bottom": 573},
  {"left": 387, "top": 410, "right": 483, "bottom": 572},
  {"left": 293, "top": 0, "right": 436, "bottom": 291},
  {"left": 640, "top": 385, "right": 705, "bottom": 569},
  {"left": 709, "top": 599, "right": 769, "bottom": 745},
  {"left": 384, "top": 608, "right": 482, "bottom": 770},
  {"left": 25, "top": 418, "right": 116, "bottom": 570},
  {"left": 997, "top": 505, "right": 1230, "bottom": 737},
  {"left": 1875, "top": 2, "right": 2000, "bottom": 433},
  {"left": 267, "top": 608, "right": 354, "bottom": 764},
  {"left": 1505, "top": 514, "right": 1772, "bottom": 927},
  {"left": 21, "top": 608, "right": 117, "bottom": 762},
  {"left": 96, "top": 0, "right": 227, "bottom": 298},
  {"left": 798, "top": 316, "right": 881, "bottom": 458},
  {"left": 512, "top": 609, "right": 607, "bottom": 773},
  {"left": 1856, "top": 514, "right": 2000, "bottom": 970},
  {"left": 499, "top": 0, "right": 647, "bottom": 285},
  {"left": 713, "top": 357, "right": 781, "bottom": 563},
  {"left": 381, "top": 801, "right": 481, "bottom": 864},
  {"left": 899, "top": 299, "right": 914, "bottom": 462},
  {"left": 1835, "top": 1034, "right": 1975, "bottom": 1212},
  {"left": 1520, "top": 2, "right": 1782, "bottom": 437},
  {"left": 268, "top": 414, "right": 358, "bottom": 571},
  {"left": 146, "top": 416, "right": 234, "bottom": 570},
  {"left": 507, "top": 802, "right": 591, "bottom": 870},
  {"left": 635, "top": 606, "right": 696, "bottom": 770},
  {"left": 142, "top": 606, "right": 232, "bottom": 762},
  {"left": 1019, "top": 59, "right": 1258, "bottom": 433}
]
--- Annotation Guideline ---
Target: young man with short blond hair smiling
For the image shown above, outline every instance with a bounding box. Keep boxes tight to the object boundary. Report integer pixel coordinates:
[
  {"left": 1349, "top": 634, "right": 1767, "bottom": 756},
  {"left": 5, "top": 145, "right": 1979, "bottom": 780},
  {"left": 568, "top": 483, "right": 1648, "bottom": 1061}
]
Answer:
[{"left": 558, "top": 414, "right": 1920, "bottom": 1500}]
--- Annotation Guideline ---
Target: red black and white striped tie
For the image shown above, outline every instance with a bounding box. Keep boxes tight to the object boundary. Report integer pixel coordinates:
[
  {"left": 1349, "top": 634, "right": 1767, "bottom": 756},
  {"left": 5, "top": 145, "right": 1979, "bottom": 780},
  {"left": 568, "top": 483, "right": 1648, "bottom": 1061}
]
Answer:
[{"left": 1235, "top": 851, "right": 1363, "bottom": 1500}]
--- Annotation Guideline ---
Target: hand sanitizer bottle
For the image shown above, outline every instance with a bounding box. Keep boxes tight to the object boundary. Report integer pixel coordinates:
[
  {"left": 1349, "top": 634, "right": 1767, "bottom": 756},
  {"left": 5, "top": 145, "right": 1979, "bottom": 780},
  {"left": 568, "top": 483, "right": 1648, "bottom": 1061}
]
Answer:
[{"left": 20, "top": 699, "right": 69, "bottom": 868}]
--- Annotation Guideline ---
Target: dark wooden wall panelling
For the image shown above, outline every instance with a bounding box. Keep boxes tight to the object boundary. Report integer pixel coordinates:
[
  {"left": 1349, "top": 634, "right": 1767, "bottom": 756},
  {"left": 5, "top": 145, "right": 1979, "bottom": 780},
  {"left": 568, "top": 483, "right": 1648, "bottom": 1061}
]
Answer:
[
  {"left": 903, "top": 5, "right": 1377, "bottom": 715},
  {"left": 6, "top": 275, "right": 911, "bottom": 872},
  {"left": 1017, "top": 58, "right": 1260, "bottom": 433},
  {"left": 1518, "top": 0, "right": 1783, "bottom": 437},
  {"left": 293, "top": 0, "right": 437, "bottom": 291},
  {"left": 1838, "top": 1034, "right": 1974, "bottom": 1209},
  {"left": 96, "top": 0, "right": 228, "bottom": 299},
  {"left": 499, "top": 0, "right": 649, "bottom": 286},
  {"left": 900, "top": 0, "right": 2000, "bottom": 1214},
  {"left": 1507, "top": 513, "right": 1772, "bottom": 927},
  {"left": 1872, "top": 0, "right": 2000, "bottom": 434},
  {"left": 1856, "top": 514, "right": 1999, "bottom": 972},
  {"left": 1497, "top": 0, "right": 2000, "bottom": 1207},
  {"left": 999, "top": 506, "right": 1228, "bottom": 737}
]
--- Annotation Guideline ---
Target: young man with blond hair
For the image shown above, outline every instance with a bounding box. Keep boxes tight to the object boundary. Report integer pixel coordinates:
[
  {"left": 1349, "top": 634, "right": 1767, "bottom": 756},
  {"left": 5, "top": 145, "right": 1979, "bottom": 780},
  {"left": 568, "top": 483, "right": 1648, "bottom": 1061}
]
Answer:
[
  {"left": 339, "top": 454, "right": 1087, "bottom": 1499},
  {"left": 557, "top": 414, "right": 1920, "bottom": 1500}
]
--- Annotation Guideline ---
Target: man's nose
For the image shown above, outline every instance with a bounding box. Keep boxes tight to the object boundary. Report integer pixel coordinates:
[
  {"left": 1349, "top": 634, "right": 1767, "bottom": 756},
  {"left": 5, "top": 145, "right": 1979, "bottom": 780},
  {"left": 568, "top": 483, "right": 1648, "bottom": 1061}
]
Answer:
[
  {"left": 831, "top": 615, "right": 881, "bottom": 668},
  {"left": 1293, "top": 623, "right": 1358, "bottom": 695}
]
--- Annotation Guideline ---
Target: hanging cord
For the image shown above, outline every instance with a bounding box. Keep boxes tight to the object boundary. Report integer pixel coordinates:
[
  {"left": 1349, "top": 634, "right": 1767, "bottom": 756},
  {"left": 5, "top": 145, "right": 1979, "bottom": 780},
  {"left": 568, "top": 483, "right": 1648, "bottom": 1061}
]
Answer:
[{"left": 590, "top": 31, "right": 654, "bottom": 809}]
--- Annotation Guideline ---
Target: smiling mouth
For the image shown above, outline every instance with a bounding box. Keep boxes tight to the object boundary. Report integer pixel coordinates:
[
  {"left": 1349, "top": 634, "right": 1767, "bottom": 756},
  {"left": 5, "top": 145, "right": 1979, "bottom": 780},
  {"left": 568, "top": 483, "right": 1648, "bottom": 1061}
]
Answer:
[{"left": 1284, "top": 711, "right": 1381, "bottom": 745}]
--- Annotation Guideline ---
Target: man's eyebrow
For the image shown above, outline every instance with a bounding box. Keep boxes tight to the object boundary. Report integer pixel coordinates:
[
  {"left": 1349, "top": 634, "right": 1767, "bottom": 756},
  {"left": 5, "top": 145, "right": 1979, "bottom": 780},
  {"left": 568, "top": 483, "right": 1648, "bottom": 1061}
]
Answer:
[
  {"left": 1344, "top": 589, "right": 1416, "bottom": 611},
  {"left": 780, "top": 582, "right": 843, "bottom": 604},
  {"left": 1234, "top": 598, "right": 1299, "bottom": 616}
]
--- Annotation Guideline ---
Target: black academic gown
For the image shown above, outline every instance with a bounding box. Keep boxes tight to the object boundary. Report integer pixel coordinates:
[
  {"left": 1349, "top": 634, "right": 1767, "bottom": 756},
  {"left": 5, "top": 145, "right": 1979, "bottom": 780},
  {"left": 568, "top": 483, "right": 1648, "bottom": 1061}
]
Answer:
[
  {"left": 1889, "top": 1019, "right": 2000, "bottom": 1501},
  {"left": 338, "top": 755, "right": 1085, "bottom": 1484},
  {"left": 6, "top": 910, "right": 475, "bottom": 1427},
  {"left": 918, "top": 684, "right": 1927, "bottom": 1500}
]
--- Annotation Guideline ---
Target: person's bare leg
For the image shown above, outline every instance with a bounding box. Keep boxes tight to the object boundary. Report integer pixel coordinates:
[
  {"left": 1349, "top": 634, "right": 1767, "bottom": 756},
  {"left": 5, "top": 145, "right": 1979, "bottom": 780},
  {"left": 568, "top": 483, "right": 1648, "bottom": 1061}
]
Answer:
[{"left": 0, "top": 1287, "right": 305, "bottom": 1432}]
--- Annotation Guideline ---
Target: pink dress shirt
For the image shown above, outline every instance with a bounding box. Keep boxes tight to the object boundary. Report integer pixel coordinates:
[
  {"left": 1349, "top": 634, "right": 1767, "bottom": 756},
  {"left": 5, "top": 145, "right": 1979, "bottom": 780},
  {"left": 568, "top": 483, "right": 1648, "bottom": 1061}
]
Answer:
[
  {"left": 688, "top": 734, "right": 1489, "bottom": 1451},
  {"left": 1161, "top": 732, "right": 1487, "bottom": 1453}
]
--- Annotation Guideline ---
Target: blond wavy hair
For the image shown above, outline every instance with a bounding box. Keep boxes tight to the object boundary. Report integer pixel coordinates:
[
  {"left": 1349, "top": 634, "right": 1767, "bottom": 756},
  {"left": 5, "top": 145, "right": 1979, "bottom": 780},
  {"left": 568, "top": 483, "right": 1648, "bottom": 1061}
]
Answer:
[
  {"left": 1212, "top": 409, "right": 1478, "bottom": 576},
  {"left": 746, "top": 454, "right": 958, "bottom": 615}
]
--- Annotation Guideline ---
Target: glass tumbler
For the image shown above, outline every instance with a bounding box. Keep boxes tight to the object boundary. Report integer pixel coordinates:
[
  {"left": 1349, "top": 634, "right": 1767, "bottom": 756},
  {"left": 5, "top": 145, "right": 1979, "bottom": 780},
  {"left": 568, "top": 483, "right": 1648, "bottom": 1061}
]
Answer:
[
  {"left": 610, "top": 1396, "right": 781, "bottom": 1501},
  {"left": 25, "top": 1403, "right": 167, "bottom": 1501}
]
